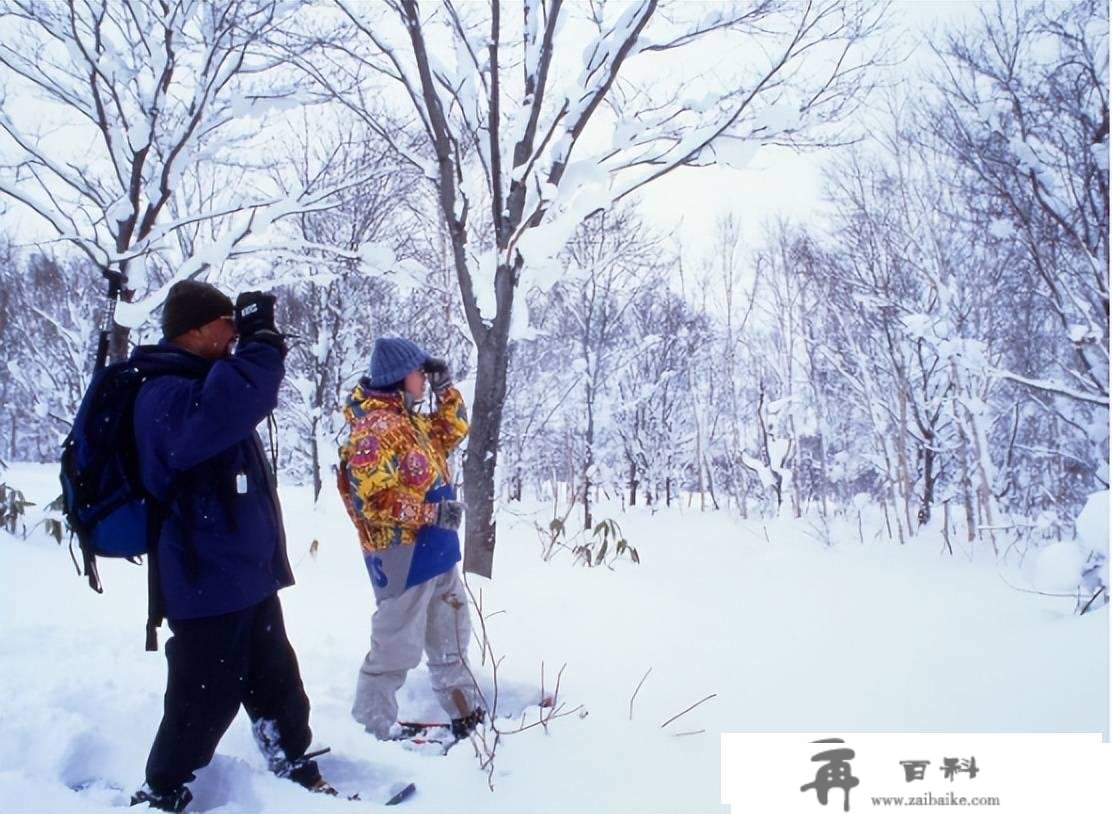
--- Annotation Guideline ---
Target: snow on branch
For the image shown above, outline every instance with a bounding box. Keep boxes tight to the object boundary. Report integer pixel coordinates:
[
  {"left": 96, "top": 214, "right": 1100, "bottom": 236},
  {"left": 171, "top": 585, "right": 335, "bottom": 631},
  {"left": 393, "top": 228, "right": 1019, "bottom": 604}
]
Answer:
[
  {"left": 636, "top": 0, "right": 780, "bottom": 53},
  {"left": 113, "top": 161, "right": 401, "bottom": 327},
  {"left": 0, "top": 0, "right": 303, "bottom": 302},
  {"left": 277, "top": 0, "right": 896, "bottom": 571},
  {"left": 609, "top": 1, "right": 893, "bottom": 200},
  {"left": 984, "top": 367, "right": 1109, "bottom": 408},
  {"left": 498, "top": 1, "right": 892, "bottom": 276}
]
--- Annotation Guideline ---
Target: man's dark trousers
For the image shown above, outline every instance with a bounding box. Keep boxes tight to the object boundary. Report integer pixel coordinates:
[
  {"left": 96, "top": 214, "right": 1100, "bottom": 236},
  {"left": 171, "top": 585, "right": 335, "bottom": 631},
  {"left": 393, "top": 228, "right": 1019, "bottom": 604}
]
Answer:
[{"left": 145, "top": 593, "right": 313, "bottom": 793}]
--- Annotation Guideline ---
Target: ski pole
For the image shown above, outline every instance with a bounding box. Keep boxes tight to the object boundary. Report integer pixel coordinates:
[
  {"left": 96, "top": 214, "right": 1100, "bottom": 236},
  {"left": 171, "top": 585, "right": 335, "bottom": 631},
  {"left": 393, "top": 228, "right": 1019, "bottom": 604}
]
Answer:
[{"left": 93, "top": 268, "right": 123, "bottom": 371}]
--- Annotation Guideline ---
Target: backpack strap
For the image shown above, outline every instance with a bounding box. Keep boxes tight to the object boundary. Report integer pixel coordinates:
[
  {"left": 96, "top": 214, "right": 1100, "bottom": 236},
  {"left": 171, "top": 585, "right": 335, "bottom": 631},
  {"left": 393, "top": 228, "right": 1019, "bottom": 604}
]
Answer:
[
  {"left": 84, "top": 545, "right": 104, "bottom": 594},
  {"left": 143, "top": 481, "right": 172, "bottom": 652},
  {"left": 129, "top": 357, "right": 187, "bottom": 651},
  {"left": 66, "top": 530, "right": 104, "bottom": 594},
  {"left": 146, "top": 544, "right": 163, "bottom": 651}
]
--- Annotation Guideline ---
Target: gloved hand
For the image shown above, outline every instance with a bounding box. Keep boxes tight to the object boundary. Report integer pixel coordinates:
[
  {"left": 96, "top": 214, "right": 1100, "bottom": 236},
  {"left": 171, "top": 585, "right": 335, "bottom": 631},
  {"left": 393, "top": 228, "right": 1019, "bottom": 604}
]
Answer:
[
  {"left": 235, "top": 291, "right": 286, "bottom": 357},
  {"left": 423, "top": 357, "right": 452, "bottom": 392},
  {"left": 431, "top": 499, "right": 464, "bottom": 531},
  {"left": 235, "top": 291, "right": 277, "bottom": 337}
]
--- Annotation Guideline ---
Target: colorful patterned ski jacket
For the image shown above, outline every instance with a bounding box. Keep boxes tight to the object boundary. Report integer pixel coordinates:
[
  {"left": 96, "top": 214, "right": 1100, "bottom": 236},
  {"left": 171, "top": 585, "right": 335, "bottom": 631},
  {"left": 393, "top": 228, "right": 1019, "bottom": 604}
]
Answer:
[{"left": 337, "top": 379, "right": 468, "bottom": 599}]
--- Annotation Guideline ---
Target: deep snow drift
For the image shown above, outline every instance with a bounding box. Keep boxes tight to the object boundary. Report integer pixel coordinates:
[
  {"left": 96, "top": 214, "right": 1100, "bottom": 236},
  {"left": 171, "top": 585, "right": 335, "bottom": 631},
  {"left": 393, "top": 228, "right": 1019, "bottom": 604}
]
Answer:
[{"left": 0, "top": 462, "right": 1106, "bottom": 813}]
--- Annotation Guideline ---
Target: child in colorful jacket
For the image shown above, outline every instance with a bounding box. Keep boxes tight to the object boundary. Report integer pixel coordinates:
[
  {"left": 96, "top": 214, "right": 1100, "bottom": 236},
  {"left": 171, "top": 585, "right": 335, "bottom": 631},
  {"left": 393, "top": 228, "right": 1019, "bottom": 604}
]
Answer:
[{"left": 337, "top": 336, "right": 484, "bottom": 740}]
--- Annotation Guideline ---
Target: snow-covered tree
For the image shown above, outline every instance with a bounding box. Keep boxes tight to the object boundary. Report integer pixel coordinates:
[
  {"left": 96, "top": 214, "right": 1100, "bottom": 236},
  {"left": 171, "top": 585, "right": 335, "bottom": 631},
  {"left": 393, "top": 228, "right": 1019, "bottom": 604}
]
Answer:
[
  {"left": 293, "top": 0, "right": 893, "bottom": 576},
  {"left": 697, "top": 216, "right": 762, "bottom": 516},
  {"left": 614, "top": 286, "right": 710, "bottom": 509},
  {"left": 547, "top": 207, "right": 666, "bottom": 529},
  {"left": 930, "top": 0, "right": 1109, "bottom": 414},
  {"left": 0, "top": 246, "right": 98, "bottom": 459},
  {"left": 258, "top": 114, "right": 431, "bottom": 500},
  {"left": 0, "top": 0, "right": 379, "bottom": 360}
]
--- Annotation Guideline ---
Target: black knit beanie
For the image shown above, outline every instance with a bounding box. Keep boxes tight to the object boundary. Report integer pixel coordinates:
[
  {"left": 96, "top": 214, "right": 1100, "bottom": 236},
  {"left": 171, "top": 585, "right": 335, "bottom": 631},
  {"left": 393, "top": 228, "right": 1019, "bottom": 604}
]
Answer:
[{"left": 161, "top": 280, "right": 234, "bottom": 339}]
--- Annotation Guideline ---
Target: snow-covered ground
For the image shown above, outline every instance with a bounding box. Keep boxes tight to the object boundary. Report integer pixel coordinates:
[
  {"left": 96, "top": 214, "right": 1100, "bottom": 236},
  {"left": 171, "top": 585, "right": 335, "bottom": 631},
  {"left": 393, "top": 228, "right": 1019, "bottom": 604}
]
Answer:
[{"left": 0, "top": 462, "right": 1106, "bottom": 813}]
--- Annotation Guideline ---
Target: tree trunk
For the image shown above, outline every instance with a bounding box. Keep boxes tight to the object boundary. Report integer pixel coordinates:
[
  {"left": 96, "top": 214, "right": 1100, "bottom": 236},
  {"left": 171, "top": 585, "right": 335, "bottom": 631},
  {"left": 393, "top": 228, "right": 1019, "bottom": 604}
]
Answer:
[
  {"left": 703, "top": 454, "right": 720, "bottom": 510},
  {"left": 949, "top": 362, "right": 978, "bottom": 547},
  {"left": 583, "top": 381, "right": 595, "bottom": 531},
  {"left": 692, "top": 399, "right": 706, "bottom": 511},
  {"left": 942, "top": 500, "right": 953, "bottom": 555},
  {"left": 896, "top": 383, "right": 914, "bottom": 534},
  {"left": 814, "top": 431, "right": 830, "bottom": 521},
  {"left": 881, "top": 496, "right": 894, "bottom": 542},
  {"left": 310, "top": 416, "right": 322, "bottom": 504},
  {"left": 755, "top": 386, "right": 783, "bottom": 509},
  {"left": 968, "top": 404, "right": 998, "bottom": 555},
  {"left": 108, "top": 262, "right": 136, "bottom": 364},
  {"left": 461, "top": 326, "right": 510, "bottom": 578},
  {"left": 918, "top": 433, "right": 936, "bottom": 525}
]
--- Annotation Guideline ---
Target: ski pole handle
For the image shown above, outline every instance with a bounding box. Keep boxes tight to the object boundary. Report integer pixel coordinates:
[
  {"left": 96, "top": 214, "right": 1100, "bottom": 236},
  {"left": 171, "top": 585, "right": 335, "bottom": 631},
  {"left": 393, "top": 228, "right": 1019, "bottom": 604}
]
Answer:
[{"left": 94, "top": 269, "right": 123, "bottom": 371}]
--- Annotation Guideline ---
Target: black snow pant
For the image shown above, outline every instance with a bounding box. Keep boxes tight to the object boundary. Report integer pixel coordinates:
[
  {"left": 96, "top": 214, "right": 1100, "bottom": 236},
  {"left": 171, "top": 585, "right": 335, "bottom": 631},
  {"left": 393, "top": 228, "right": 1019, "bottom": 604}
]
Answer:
[{"left": 144, "top": 593, "right": 314, "bottom": 794}]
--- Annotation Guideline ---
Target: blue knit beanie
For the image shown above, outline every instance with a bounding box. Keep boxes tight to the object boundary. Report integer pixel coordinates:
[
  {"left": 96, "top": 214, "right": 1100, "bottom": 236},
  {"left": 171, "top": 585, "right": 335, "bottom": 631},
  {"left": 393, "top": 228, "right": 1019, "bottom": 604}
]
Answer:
[{"left": 367, "top": 337, "right": 429, "bottom": 389}]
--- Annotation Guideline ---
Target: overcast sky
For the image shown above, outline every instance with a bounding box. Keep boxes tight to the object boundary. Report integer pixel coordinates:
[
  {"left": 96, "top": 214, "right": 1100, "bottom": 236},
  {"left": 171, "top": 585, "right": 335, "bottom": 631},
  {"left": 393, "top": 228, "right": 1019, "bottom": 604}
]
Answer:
[
  {"left": 0, "top": 0, "right": 990, "bottom": 280},
  {"left": 633, "top": 0, "right": 985, "bottom": 270}
]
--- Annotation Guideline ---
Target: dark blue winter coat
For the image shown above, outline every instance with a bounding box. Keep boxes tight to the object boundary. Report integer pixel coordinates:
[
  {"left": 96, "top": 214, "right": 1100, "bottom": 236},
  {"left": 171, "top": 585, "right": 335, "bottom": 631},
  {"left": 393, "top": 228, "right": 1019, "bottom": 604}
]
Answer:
[{"left": 132, "top": 340, "right": 294, "bottom": 620}]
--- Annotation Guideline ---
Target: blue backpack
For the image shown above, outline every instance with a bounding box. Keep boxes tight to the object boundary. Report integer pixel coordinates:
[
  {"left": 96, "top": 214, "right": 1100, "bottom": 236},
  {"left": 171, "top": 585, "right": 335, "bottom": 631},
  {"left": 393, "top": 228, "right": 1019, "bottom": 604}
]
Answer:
[{"left": 60, "top": 353, "right": 177, "bottom": 648}]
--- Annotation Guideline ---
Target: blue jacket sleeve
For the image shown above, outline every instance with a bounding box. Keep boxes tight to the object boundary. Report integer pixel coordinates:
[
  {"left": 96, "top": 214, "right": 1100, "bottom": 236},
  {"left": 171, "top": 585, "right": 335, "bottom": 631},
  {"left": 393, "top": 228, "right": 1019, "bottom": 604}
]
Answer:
[{"left": 136, "top": 341, "right": 284, "bottom": 474}]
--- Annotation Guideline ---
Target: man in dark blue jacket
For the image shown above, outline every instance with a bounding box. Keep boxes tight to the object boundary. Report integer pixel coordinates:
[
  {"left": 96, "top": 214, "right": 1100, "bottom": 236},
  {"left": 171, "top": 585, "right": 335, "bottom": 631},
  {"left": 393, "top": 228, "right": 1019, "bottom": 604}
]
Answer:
[{"left": 130, "top": 281, "right": 330, "bottom": 812}]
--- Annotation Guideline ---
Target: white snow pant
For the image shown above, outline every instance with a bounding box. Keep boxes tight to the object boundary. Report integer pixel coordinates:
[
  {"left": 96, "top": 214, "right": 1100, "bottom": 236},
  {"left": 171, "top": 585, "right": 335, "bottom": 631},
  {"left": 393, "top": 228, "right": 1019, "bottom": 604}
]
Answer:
[{"left": 351, "top": 567, "right": 483, "bottom": 738}]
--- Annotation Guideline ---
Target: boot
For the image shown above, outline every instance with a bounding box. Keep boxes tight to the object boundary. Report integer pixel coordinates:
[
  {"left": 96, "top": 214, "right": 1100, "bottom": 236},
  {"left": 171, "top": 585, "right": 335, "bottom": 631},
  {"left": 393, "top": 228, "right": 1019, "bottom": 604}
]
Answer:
[
  {"left": 308, "top": 778, "right": 340, "bottom": 796},
  {"left": 290, "top": 761, "right": 341, "bottom": 797},
  {"left": 130, "top": 783, "right": 192, "bottom": 813},
  {"left": 450, "top": 707, "right": 485, "bottom": 740},
  {"left": 278, "top": 755, "right": 337, "bottom": 796},
  {"left": 253, "top": 719, "right": 336, "bottom": 795}
]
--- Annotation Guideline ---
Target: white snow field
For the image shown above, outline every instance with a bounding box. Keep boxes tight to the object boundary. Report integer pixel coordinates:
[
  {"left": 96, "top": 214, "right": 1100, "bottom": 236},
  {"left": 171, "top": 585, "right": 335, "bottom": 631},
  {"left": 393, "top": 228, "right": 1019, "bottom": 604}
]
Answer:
[{"left": 0, "top": 462, "right": 1106, "bottom": 814}]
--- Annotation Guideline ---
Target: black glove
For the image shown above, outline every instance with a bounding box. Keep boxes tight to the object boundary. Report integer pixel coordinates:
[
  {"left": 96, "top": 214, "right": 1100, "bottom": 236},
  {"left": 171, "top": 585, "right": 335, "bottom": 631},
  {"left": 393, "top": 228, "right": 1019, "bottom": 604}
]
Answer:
[
  {"left": 431, "top": 499, "right": 464, "bottom": 531},
  {"left": 235, "top": 291, "right": 286, "bottom": 357},
  {"left": 235, "top": 291, "right": 277, "bottom": 338},
  {"left": 423, "top": 357, "right": 452, "bottom": 392}
]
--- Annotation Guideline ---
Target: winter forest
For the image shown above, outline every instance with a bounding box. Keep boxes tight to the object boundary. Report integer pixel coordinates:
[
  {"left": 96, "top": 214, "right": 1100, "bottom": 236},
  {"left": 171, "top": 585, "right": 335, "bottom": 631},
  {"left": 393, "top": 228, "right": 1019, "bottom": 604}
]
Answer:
[
  {"left": 2, "top": 0, "right": 1107, "bottom": 584},
  {"left": 0, "top": 0, "right": 1108, "bottom": 811}
]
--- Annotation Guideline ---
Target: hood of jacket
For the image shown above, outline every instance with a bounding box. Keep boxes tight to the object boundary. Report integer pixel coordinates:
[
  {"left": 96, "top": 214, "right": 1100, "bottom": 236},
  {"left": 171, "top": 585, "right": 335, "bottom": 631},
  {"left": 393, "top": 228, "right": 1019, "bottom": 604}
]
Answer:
[
  {"left": 344, "top": 377, "right": 408, "bottom": 425},
  {"left": 130, "top": 341, "right": 216, "bottom": 379}
]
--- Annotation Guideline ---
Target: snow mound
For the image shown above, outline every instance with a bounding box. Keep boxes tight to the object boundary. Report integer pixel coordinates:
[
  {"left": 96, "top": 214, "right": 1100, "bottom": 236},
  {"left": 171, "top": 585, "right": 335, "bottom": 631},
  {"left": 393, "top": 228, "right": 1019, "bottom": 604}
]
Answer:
[
  {"left": 1032, "top": 542, "right": 1086, "bottom": 593},
  {"left": 1075, "top": 491, "right": 1108, "bottom": 557}
]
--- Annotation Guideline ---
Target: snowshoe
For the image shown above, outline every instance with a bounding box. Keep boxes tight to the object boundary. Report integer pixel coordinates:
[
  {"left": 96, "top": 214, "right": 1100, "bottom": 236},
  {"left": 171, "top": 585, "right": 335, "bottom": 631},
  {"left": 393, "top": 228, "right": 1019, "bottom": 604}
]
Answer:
[
  {"left": 450, "top": 707, "right": 485, "bottom": 739},
  {"left": 385, "top": 782, "right": 417, "bottom": 805},
  {"left": 129, "top": 783, "right": 192, "bottom": 812},
  {"left": 389, "top": 707, "right": 485, "bottom": 756}
]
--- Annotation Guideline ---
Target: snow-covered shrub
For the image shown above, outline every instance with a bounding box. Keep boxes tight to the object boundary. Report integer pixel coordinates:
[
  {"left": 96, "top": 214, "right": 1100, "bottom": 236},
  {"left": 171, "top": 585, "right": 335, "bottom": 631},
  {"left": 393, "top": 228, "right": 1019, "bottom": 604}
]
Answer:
[{"left": 1074, "top": 491, "right": 1109, "bottom": 615}]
